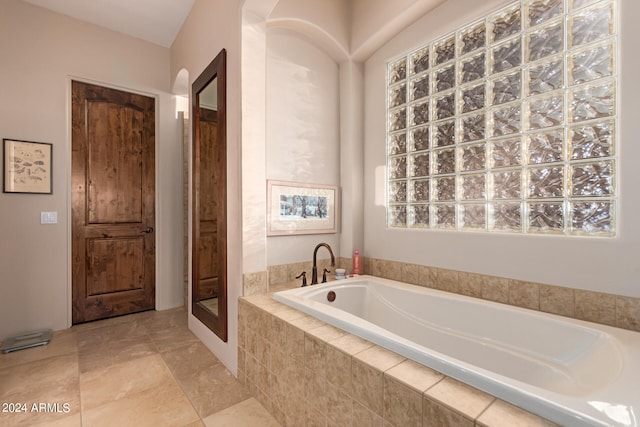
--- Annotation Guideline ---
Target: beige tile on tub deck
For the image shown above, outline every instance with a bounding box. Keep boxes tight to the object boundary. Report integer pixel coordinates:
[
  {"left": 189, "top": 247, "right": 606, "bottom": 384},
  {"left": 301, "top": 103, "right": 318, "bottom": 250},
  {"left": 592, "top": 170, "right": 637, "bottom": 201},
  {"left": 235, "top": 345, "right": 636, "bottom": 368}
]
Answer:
[
  {"left": 539, "top": 285, "right": 574, "bottom": 317},
  {"left": 423, "top": 398, "right": 475, "bottom": 427},
  {"left": 425, "top": 377, "right": 495, "bottom": 421},
  {"left": 616, "top": 296, "right": 640, "bottom": 332},
  {"left": 418, "top": 264, "right": 437, "bottom": 289},
  {"left": 476, "top": 399, "right": 559, "bottom": 427},
  {"left": 243, "top": 271, "right": 268, "bottom": 296},
  {"left": 326, "top": 382, "right": 353, "bottom": 426},
  {"left": 352, "top": 400, "right": 383, "bottom": 427},
  {"left": 481, "top": 275, "right": 510, "bottom": 304},
  {"left": 351, "top": 346, "right": 406, "bottom": 415},
  {"left": 381, "top": 260, "right": 403, "bottom": 281},
  {"left": 436, "top": 268, "right": 460, "bottom": 293},
  {"left": 508, "top": 279, "right": 540, "bottom": 310},
  {"left": 384, "top": 359, "right": 443, "bottom": 393},
  {"left": 574, "top": 289, "right": 617, "bottom": 326},
  {"left": 401, "top": 262, "right": 421, "bottom": 285},
  {"left": 269, "top": 264, "right": 289, "bottom": 285},
  {"left": 383, "top": 375, "right": 423, "bottom": 427},
  {"left": 457, "top": 271, "right": 484, "bottom": 298},
  {"left": 326, "top": 334, "right": 374, "bottom": 394}
]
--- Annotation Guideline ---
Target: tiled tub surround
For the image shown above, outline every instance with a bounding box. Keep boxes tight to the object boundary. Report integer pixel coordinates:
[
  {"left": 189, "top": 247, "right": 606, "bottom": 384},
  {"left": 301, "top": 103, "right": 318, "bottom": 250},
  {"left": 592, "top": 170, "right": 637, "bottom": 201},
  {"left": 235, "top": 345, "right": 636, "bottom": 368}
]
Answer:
[
  {"left": 363, "top": 257, "right": 640, "bottom": 333},
  {"left": 273, "top": 277, "right": 640, "bottom": 426},
  {"left": 243, "top": 257, "right": 351, "bottom": 296},
  {"left": 244, "top": 257, "right": 640, "bottom": 333},
  {"left": 239, "top": 287, "right": 560, "bottom": 427}
]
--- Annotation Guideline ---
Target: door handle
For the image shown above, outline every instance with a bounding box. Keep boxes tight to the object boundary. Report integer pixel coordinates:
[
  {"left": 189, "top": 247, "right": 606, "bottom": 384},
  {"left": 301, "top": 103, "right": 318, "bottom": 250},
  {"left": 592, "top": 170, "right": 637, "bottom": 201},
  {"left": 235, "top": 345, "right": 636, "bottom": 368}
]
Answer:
[{"left": 141, "top": 226, "right": 154, "bottom": 234}]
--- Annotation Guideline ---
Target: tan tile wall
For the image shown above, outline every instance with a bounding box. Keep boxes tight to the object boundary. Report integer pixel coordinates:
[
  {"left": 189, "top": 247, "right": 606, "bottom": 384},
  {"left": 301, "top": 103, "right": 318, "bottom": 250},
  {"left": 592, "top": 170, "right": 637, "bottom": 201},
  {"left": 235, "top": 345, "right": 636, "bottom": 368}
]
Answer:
[
  {"left": 238, "top": 296, "right": 558, "bottom": 427},
  {"left": 242, "top": 257, "right": 351, "bottom": 295},
  {"left": 364, "top": 257, "right": 640, "bottom": 333},
  {"left": 244, "top": 257, "right": 640, "bottom": 333}
]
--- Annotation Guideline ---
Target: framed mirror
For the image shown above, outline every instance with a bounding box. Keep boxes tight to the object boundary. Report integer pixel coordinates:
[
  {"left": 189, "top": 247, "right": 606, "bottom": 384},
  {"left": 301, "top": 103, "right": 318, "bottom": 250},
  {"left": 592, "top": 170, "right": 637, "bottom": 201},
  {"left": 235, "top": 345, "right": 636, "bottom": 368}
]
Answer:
[{"left": 192, "top": 48, "right": 227, "bottom": 341}]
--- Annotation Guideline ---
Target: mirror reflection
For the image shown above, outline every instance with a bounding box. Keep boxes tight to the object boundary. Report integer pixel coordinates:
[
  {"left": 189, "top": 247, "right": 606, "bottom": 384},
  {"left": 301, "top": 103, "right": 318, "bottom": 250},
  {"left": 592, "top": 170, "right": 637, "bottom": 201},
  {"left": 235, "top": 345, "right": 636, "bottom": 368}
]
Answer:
[
  {"left": 192, "top": 48, "right": 227, "bottom": 341},
  {"left": 197, "top": 76, "right": 219, "bottom": 316}
]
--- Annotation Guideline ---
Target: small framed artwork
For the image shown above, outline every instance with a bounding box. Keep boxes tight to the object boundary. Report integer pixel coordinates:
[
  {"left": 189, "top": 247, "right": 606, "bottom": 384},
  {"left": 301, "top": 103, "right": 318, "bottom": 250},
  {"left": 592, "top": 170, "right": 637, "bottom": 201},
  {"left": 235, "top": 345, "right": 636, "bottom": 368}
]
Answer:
[
  {"left": 3, "top": 139, "right": 53, "bottom": 194},
  {"left": 267, "top": 180, "right": 339, "bottom": 236}
]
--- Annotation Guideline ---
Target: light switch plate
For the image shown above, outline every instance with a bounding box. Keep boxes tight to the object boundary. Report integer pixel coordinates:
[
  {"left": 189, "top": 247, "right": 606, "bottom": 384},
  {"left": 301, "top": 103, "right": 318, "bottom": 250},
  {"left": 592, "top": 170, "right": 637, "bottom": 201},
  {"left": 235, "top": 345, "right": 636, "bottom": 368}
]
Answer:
[{"left": 40, "top": 211, "right": 57, "bottom": 224}]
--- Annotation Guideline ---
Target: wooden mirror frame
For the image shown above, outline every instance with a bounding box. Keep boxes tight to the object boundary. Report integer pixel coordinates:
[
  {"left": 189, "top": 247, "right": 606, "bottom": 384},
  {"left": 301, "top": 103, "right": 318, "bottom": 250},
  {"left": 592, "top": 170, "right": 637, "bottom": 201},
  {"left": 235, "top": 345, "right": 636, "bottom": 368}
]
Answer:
[{"left": 192, "top": 48, "right": 227, "bottom": 341}]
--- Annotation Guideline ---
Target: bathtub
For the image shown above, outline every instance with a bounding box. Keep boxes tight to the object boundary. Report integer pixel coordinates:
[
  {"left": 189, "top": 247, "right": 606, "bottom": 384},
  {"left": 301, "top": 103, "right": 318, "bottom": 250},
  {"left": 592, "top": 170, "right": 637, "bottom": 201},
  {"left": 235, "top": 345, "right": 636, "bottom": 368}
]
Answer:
[{"left": 273, "top": 276, "right": 640, "bottom": 427}]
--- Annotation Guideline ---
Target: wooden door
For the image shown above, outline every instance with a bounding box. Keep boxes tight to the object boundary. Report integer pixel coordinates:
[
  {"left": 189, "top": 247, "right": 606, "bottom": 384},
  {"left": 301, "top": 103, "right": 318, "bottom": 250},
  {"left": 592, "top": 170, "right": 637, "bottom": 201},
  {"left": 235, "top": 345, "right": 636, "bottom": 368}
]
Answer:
[{"left": 71, "top": 81, "right": 156, "bottom": 324}]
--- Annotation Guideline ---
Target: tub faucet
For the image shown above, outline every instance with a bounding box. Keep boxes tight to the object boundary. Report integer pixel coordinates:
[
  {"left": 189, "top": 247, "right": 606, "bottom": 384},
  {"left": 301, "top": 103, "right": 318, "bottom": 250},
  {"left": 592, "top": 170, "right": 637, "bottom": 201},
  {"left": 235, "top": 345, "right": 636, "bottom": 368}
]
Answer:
[{"left": 311, "top": 243, "right": 335, "bottom": 285}]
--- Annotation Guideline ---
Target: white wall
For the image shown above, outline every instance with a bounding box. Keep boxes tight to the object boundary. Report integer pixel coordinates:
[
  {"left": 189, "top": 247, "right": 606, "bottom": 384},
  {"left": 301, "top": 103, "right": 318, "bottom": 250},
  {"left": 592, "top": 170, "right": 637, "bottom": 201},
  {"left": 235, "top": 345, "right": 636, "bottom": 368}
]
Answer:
[
  {"left": 265, "top": 27, "right": 341, "bottom": 265},
  {"left": 269, "top": 0, "right": 350, "bottom": 56},
  {"left": 170, "top": 0, "right": 243, "bottom": 374},
  {"left": 363, "top": 0, "right": 640, "bottom": 298},
  {"left": 0, "top": 0, "right": 183, "bottom": 340},
  {"left": 239, "top": 0, "right": 353, "bottom": 275},
  {"left": 350, "top": 0, "right": 446, "bottom": 60}
]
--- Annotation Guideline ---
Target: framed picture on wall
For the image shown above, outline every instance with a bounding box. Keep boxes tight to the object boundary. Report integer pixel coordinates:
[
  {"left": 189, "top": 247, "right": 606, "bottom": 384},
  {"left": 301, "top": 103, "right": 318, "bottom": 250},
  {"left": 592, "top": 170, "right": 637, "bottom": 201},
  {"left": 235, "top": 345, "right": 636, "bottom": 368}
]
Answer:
[
  {"left": 267, "top": 180, "right": 339, "bottom": 236},
  {"left": 3, "top": 139, "right": 53, "bottom": 194}
]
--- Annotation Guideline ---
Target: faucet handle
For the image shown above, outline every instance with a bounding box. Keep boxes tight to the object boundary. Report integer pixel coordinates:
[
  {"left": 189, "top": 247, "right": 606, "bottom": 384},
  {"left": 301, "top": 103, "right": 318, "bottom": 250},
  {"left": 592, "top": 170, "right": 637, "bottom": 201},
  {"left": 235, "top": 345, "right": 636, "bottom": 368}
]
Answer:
[
  {"left": 322, "top": 268, "right": 331, "bottom": 283},
  {"left": 296, "top": 271, "right": 307, "bottom": 287}
]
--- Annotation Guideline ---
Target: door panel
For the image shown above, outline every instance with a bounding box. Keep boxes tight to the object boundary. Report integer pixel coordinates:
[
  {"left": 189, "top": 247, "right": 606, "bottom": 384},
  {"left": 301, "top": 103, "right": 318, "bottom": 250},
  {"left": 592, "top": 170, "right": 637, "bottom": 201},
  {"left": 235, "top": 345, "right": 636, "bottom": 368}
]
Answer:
[
  {"left": 72, "top": 81, "right": 155, "bottom": 324},
  {"left": 87, "top": 237, "right": 145, "bottom": 295},
  {"left": 87, "top": 102, "right": 144, "bottom": 224}
]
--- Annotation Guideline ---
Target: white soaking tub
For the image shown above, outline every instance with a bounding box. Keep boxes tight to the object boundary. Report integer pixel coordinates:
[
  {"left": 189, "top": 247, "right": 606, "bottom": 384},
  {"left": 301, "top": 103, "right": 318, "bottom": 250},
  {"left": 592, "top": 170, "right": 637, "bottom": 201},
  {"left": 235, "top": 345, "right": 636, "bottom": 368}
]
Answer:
[{"left": 273, "top": 276, "right": 640, "bottom": 427}]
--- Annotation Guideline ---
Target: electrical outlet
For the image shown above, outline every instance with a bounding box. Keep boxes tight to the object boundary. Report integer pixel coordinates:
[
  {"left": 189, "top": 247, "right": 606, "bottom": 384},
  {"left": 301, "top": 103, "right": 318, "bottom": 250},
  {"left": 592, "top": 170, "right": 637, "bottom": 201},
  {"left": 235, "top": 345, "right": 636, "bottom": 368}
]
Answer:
[{"left": 40, "top": 211, "right": 57, "bottom": 224}]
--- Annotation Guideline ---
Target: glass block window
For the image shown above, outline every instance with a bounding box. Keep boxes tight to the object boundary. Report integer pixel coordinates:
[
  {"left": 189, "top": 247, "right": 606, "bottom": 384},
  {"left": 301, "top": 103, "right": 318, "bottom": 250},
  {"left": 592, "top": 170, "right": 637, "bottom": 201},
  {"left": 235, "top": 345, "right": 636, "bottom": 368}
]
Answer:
[{"left": 386, "top": 0, "right": 617, "bottom": 236}]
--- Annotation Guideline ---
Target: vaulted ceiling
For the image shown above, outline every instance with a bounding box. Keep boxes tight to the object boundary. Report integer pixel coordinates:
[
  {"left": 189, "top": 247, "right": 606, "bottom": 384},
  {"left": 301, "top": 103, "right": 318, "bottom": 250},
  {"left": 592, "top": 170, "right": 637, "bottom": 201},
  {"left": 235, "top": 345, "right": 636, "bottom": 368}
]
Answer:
[{"left": 21, "top": 0, "right": 195, "bottom": 48}]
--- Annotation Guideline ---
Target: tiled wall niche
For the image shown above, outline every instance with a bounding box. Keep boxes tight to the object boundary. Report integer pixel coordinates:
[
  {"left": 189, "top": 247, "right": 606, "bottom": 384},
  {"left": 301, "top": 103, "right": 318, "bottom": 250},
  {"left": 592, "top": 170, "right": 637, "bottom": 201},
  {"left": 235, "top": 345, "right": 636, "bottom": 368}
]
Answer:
[{"left": 238, "top": 293, "right": 560, "bottom": 426}]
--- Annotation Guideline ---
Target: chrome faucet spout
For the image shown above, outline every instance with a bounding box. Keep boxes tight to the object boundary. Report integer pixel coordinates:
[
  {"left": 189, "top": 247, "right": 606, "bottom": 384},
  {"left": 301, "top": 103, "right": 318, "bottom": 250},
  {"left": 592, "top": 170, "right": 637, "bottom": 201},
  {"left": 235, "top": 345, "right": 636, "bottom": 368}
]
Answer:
[{"left": 311, "top": 243, "right": 335, "bottom": 285}]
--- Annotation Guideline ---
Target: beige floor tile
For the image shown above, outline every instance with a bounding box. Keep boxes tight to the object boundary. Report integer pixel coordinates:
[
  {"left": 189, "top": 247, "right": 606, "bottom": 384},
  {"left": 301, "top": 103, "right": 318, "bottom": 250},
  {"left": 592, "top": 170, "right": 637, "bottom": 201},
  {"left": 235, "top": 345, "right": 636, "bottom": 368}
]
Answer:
[
  {"left": 76, "top": 319, "right": 149, "bottom": 349},
  {"left": 71, "top": 310, "right": 150, "bottom": 333},
  {"left": 0, "top": 353, "right": 78, "bottom": 400},
  {"left": 76, "top": 321, "right": 157, "bottom": 373},
  {"left": 0, "top": 308, "right": 263, "bottom": 427},
  {"left": 202, "top": 398, "right": 280, "bottom": 427},
  {"left": 162, "top": 342, "right": 251, "bottom": 417},
  {"left": 138, "top": 307, "right": 188, "bottom": 332},
  {"left": 161, "top": 341, "right": 221, "bottom": 377},
  {"left": 148, "top": 325, "right": 200, "bottom": 353},
  {"left": 177, "top": 360, "right": 251, "bottom": 418},
  {"left": 81, "top": 377, "right": 199, "bottom": 427},
  {"left": 79, "top": 354, "right": 175, "bottom": 411},
  {"left": 0, "top": 411, "right": 82, "bottom": 427},
  {"left": 0, "top": 353, "right": 81, "bottom": 427},
  {"left": 0, "top": 329, "right": 77, "bottom": 369}
]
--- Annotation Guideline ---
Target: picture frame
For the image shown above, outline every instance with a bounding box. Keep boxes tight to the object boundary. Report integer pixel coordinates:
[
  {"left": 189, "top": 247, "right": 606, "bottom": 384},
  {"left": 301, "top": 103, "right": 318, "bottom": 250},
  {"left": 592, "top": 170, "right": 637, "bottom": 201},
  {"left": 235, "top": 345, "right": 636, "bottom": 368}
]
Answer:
[
  {"left": 267, "top": 180, "right": 339, "bottom": 236},
  {"left": 3, "top": 139, "right": 53, "bottom": 194}
]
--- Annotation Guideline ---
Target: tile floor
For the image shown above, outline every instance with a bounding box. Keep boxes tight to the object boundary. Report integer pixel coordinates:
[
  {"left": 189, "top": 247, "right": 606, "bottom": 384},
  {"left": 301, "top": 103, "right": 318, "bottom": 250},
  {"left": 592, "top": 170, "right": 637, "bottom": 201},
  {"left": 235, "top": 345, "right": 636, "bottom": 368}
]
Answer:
[{"left": 0, "top": 307, "right": 280, "bottom": 427}]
